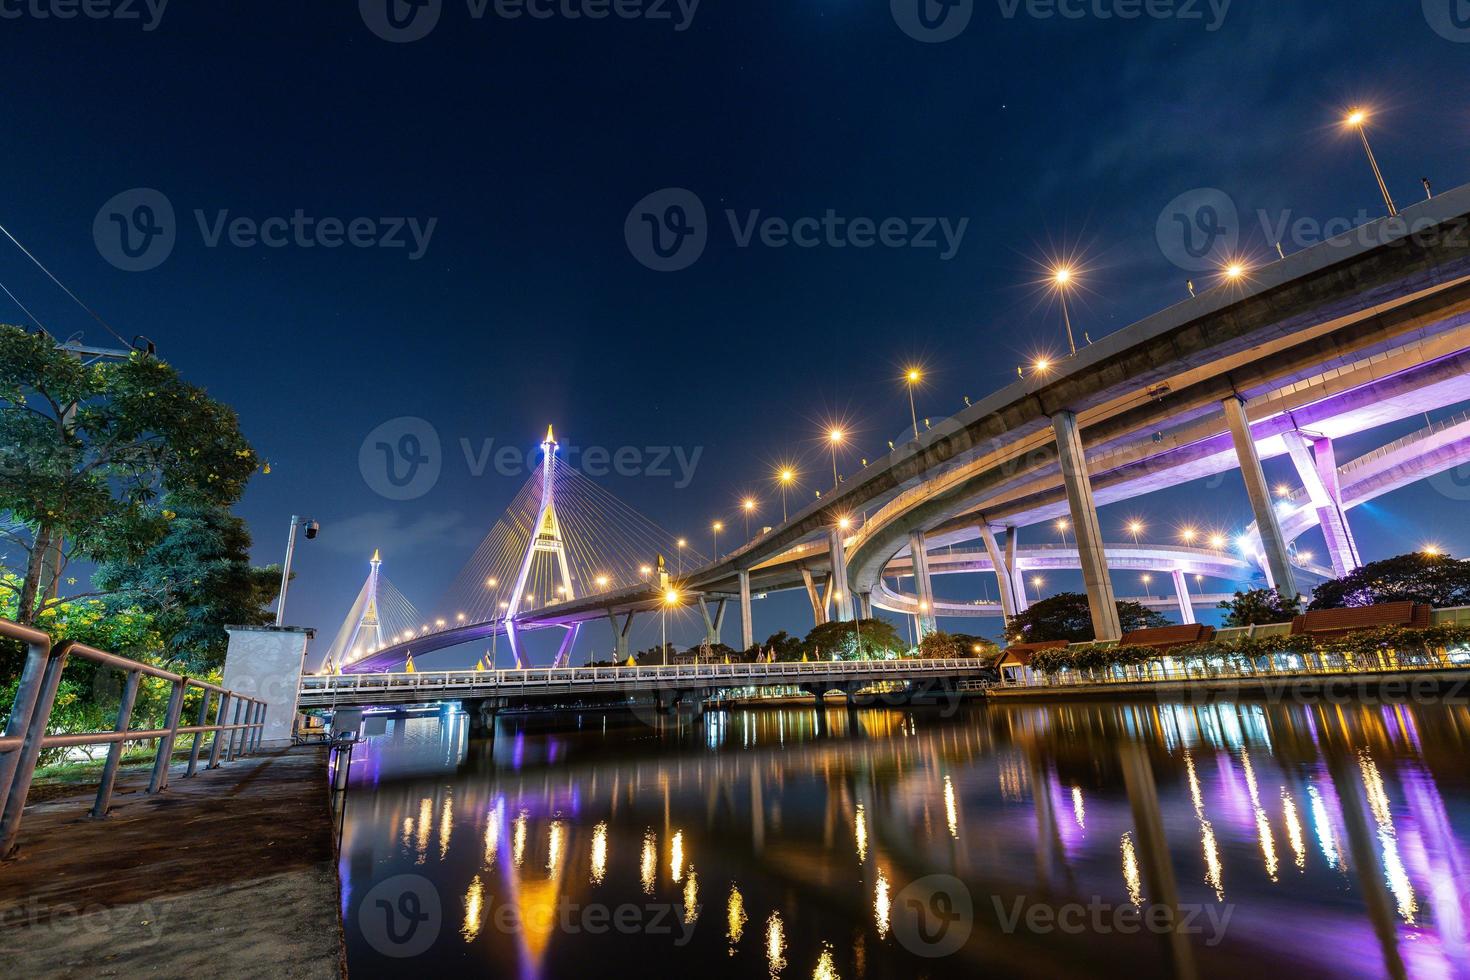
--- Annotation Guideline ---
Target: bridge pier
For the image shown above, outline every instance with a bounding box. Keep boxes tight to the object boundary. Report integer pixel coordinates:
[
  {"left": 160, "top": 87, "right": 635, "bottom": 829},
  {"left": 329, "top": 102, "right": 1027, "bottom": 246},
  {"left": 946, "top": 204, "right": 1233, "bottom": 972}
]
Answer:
[
  {"left": 801, "top": 568, "right": 828, "bottom": 626},
  {"left": 698, "top": 597, "right": 727, "bottom": 647},
  {"left": 1282, "top": 430, "right": 1362, "bottom": 577},
  {"left": 907, "top": 530, "right": 937, "bottom": 638},
  {"left": 1223, "top": 396, "right": 1299, "bottom": 599},
  {"left": 607, "top": 609, "right": 635, "bottom": 663},
  {"left": 857, "top": 591, "right": 873, "bottom": 620},
  {"left": 463, "top": 698, "right": 504, "bottom": 738},
  {"left": 738, "top": 570, "right": 754, "bottom": 652},
  {"left": 1052, "top": 409, "right": 1122, "bottom": 641},
  {"left": 829, "top": 529, "right": 854, "bottom": 622},
  {"left": 979, "top": 523, "right": 1019, "bottom": 622},
  {"left": 1171, "top": 569, "right": 1196, "bottom": 624}
]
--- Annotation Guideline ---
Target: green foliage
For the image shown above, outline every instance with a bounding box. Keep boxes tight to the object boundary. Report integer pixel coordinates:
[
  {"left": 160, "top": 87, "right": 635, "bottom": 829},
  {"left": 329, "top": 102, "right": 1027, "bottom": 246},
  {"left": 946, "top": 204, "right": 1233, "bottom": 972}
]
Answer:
[
  {"left": 1024, "top": 624, "right": 1470, "bottom": 676},
  {"left": 755, "top": 630, "right": 805, "bottom": 662},
  {"left": 93, "top": 498, "right": 280, "bottom": 673},
  {"left": 1006, "top": 592, "right": 1171, "bottom": 643},
  {"left": 801, "top": 619, "right": 904, "bottom": 660},
  {"left": 0, "top": 324, "right": 258, "bottom": 624},
  {"left": 1218, "top": 588, "right": 1303, "bottom": 627},
  {"left": 1308, "top": 552, "right": 1470, "bottom": 610},
  {"left": 918, "top": 630, "right": 999, "bottom": 661}
]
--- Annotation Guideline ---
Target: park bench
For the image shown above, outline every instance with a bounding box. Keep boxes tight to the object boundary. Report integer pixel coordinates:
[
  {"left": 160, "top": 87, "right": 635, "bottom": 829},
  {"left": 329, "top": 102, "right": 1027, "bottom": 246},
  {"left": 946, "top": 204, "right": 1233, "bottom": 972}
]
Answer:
[
  {"left": 1119, "top": 623, "right": 1216, "bottom": 650},
  {"left": 1290, "top": 602, "right": 1431, "bottom": 638}
]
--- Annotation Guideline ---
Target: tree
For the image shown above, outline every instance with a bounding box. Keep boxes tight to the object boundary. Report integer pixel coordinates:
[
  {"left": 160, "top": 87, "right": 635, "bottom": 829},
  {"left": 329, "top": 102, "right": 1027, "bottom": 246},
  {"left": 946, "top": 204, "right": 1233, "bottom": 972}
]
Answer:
[
  {"left": 93, "top": 498, "right": 280, "bottom": 673},
  {"left": 1218, "top": 588, "right": 1302, "bottom": 627},
  {"left": 0, "top": 326, "right": 259, "bottom": 625},
  {"left": 801, "top": 619, "right": 904, "bottom": 660},
  {"left": 757, "top": 630, "right": 804, "bottom": 662},
  {"left": 1005, "top": 592, "right": 1170, "bottom": 644},
  {"left": 1308, "top": 552, "right": 1470, "bottom": 610}
]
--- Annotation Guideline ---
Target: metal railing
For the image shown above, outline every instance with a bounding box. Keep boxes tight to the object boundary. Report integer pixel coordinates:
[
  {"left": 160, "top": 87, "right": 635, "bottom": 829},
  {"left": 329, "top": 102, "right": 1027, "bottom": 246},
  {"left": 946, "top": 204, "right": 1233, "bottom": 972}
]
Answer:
[
  {"left": 0, "top": 618, "right": 267, "bottom": 859},
  {"left": 301, "top": 657, "right": 989, "bottom": 704},
  {"left": 996, "top": 647, "right": 1470, "bottom": 691}
]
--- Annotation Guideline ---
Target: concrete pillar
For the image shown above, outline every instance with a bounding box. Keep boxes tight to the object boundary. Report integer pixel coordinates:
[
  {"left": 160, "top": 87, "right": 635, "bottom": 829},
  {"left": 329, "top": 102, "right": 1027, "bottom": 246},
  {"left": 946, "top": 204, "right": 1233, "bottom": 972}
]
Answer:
[
  {"left": 738, "top": 570, "right": 754, "bottom": 652},
  {"left": 698, "top": 597, "right": 727, "bottom": 646},
  {"left": 800, "top": 568, "right": 828, "bottom": 626},
  {"left": 828, "top": 529, "right": 854, "bottom": 622},
  {"left": 857, "top": 591, "right": 873, "bottom": 620},
  {"left": 221, "top": 625, "right": 315, "bottom": 748},
  {"left": 1171, "top": 569, "right": 1196, "bottom": 624},
  {"left": 1282, "top": 431, "right": 1361, "bottom": 577},
  {"left": 607, "top": 609, "right": 634, "bottom": 661},
  {"left": 1005, "top": 525, "right": 1029, "bottom": 613},
  {"left": 1222, "top": 397, "right": 1299, "bottom": 599},
  {"left": 978, "top": 524, "right": 1018, "bottom": 620},
  {"left": 907, "top": 530, "right": 937, "bottom": 637},
  {"left": 1051, "top": 410, "right": 1122, "bottom": 642}
]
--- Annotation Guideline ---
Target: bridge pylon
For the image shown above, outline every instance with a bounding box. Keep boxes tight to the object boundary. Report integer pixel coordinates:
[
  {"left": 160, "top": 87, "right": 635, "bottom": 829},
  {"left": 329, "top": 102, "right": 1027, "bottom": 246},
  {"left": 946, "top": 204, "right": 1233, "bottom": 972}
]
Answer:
[{"left": 504, "top": 426, "right": 580, "bottom": 668}]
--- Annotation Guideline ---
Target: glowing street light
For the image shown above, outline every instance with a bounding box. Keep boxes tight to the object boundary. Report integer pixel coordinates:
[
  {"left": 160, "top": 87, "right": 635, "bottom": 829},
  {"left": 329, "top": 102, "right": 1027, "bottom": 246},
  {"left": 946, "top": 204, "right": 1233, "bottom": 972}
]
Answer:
[
  {"left": 1030, "top": 575, "right": 1044, "bottom": 600},
  {"left": 596, "top": 574, "right": 610, "bottom": 589},
  {"left": 1208, "top": 533, "right": 1227, "bottom": 550},
  {"left": 1423, "top": 543, "right": 1443, "bottom": 557},
  {"left": 485, "top": 576, "right": 498, "bottom": 588},
  {"left": 1033, "top": 358, "right": 1052, "bottom": 375},
  {"left": 1051, "top": 267, "right": 1078, "bottom": 357},
  {"left": 1141, "top": 573, "right": 1153, "bottom": 598},
  {"left": 676, "top": 537, "right": 687, "bottom": 574},
  {"left": 1223, "top": 261, "right": 1248, "bottom": 283},
  {"left": 828, "top": 428, "right": 844, "bottom": 490},
  {"left": 904, "top": 369, "right": 922, "bottom": 441},
  {"left": 837, "top": 515, "right": 853, "bottom": 531},
  {"left": 661, "top": 588, "right": 680, "bottom": 663},
  {"left": 1274, "top": 483, "right": 1292, "bottom": 498},
  {"left": 1344, "top": 108, "right": 1397, "bottom": 217},
  {"left": 712, "top": 520, "right": 723, "bottom": 557},
  {"left": 777, "top": 468, "right": 796, "bottom": 522},
  {"left": 1126, "top": 520, "right": 1145, "bottom": 544},
  {"left": 639, "top": 564, "right": 653, "bottom": 578},
  {"left": 1056, "top": 518, "right": 1070, "bottom": 548},
  {"left": 1180, "top": 527, "right": 1198, "bottom": 544},
  {"left": 742, "top": 497, "right": 757, "bottom": 540}
]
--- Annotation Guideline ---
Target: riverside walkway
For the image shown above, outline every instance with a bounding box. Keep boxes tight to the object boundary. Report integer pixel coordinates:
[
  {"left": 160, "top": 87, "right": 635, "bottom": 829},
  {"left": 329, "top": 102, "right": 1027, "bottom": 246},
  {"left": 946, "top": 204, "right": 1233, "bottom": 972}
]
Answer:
[{"left": 0, "top": 747, "right": 343, "bottom": 978}]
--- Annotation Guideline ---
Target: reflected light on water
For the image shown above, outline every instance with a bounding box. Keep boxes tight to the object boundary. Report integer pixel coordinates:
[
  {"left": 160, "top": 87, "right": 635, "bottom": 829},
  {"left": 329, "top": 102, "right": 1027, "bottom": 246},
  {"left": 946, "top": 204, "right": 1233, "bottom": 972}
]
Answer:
[
  {"left": 547, "top": 820, "right": 564, "bottom": 875},
  {"left": 672, "top": 830, "right": 685, "bottom": 883},
  {"left": 1281, "top": 789, "right": 1306, "bottom": 871},
  {"left": 1359, "top": 749, "right": 1418, "bottom": 924},
  {"left": 854, "top": 804, "right": 868, "bottom": 862},
  {"left": 727, "top": 883, "right": 747, "bottom": 950},
  {"left": 483, "top": 800, "right": 502, "bottom": 870},
  {"left": 874, "top": 868, "right": 890, "bottom": 939},
  {"left": 461, "top": 874, "right": 483, "bottom": 943},
  {"left": 1121, "top": 832, "right": 1143, "bottom": 907},
  {"left": 813, "top": 942, "right": 838, "bottom": 980},
  {"left": 944, "top": 775, "right": 960, "bottom": 839},
  {"left": 1307, "top": 785, "right": 1342, "bottom": 870},
  {"left": 590, "top": 821, "right": 608, "bottom": 885},
  {"left": 1071, "top": 785, "right": 1086, "bottom": 830},
  {"left": 766, "top": 911, "right": 787, "bottom": 977},
  {"left": 1184, "top": 752, "right": 1224, "bottom": 900},
  {"left": 641, "top": 829, "right": 658, "bottom": 895},
  {"left": 513, "top": 810, "right": 528, "bottom": 868},
  {"left": 439, "top": 796, "right": 453, "bottom": 860},
  {"left": 416, "top": 797, "right": 432, "bottom": 864},
  {"left": 1241, "top": 751, "right": 1279, "bottom": 882},
  {"left": 684, "top": 867, "right": 700, "bottom": 925}
]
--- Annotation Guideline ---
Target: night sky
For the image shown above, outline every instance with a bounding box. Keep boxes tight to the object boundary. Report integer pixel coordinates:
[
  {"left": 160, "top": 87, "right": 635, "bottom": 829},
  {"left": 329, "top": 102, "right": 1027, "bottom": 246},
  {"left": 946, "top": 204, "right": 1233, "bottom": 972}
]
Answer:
[{"left": 4, "top": 2, "right": 1469, "bottom": 664}]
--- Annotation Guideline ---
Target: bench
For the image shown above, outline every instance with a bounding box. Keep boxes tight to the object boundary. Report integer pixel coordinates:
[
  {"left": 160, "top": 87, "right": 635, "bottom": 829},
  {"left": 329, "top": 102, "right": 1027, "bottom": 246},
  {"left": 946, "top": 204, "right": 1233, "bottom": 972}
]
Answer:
[
  {"left": 1290, "top": 602, "right": 1431, "bottom": 638},
  {"left": 1119, "top": 624, "right": 1216, "bottom": 650}
]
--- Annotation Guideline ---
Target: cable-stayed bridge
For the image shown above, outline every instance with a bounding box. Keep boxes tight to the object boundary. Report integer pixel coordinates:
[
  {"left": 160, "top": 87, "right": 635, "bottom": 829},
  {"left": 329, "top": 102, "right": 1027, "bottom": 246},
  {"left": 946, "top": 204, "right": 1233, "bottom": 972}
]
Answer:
[{"left": 321, "top": 180, "right": 1470, "bottom": 678}]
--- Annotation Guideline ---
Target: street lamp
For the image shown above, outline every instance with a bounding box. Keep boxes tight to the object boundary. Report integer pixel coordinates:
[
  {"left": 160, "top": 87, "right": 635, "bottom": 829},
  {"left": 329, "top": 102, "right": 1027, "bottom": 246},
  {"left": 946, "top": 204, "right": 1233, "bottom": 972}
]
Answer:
[
  {"left": 1208, "top": 533, "right": 1227, "bottom": 550},
  {"left": 904, "top": 369, "right": 922, "bottom": 441},
  {"left": 676, "top": 538, "right": 687, "bottom": 574},
  {"left": 1056, "top": 518, "right": 1070, "bottom": 548},
  {"left": 1223, "top": 261, "right": 1248, "bottom": 283},
  {"left": 1126, "top": 520, "right": 1145, "bottom": 544},
  {"left": 1344, "top": 108, "right": 1397, "bottom": 217},
  {"left": 1423, "top": 544, "right": 1443, "bottom": 557},
  {"left": 1051, "top": 267, "right": 1078, "bottom": 357},
  {"left": 1030, "top": 575, "right": 1044, "bottom": 601},
  {"left": 742, "top": 498, "right": 757, "bottom": 541},
  {"left": 1180, "top": 527, "right": 1198, "bottom": 545},
  {"left": 777, "top": 468, "right": 796, "bottom": 522},
  {"left": 662, "top": 588, "right": 680, "bottom": 665},
  {"left": 828, "top": 428, "right": 844, "bottom": 490},
  {"left": 275, "top": 515, "right": 320, "bottom": 626},
  {"left": 712, "top": 521, "right": 723, "bottom": 557},
  {"left": 1141, "top": 574, "right": 1153, "bottom": 598}
]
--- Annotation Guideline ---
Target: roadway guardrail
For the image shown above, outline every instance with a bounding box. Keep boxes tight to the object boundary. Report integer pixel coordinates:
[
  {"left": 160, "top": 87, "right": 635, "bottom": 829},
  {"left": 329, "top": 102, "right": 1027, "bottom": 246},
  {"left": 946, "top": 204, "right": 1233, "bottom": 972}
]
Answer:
[{"left": 0, "top": 618, "right": 267, "bottom": 859}]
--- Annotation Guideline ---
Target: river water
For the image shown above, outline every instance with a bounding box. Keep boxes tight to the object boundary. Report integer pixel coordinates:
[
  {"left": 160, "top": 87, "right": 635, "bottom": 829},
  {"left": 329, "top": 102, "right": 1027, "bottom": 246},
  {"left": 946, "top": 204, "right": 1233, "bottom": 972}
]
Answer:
[{"left": 335, "top": 698, "right": 1470, "bottom": 978}]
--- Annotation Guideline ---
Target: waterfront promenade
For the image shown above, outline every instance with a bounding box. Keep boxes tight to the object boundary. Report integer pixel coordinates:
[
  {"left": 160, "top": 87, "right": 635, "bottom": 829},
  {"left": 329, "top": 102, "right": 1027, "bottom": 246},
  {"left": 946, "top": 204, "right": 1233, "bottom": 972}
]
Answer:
[{"left": 0, "top": 748, "right": 343, "bottom": 978}]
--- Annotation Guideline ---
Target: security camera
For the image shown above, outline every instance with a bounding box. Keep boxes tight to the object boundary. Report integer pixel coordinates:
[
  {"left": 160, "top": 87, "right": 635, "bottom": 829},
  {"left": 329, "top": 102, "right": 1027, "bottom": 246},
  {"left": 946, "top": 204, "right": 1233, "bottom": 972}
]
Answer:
[{"left": 303, "top": 520, "right": 320, "bottom": 539}]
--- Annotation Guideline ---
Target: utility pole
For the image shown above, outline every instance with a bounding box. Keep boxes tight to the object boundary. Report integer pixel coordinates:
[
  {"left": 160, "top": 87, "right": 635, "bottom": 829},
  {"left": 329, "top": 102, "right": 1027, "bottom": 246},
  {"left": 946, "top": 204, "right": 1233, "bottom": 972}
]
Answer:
[{"left": 276, "top": 515, "right": 319, "bottom": 626}]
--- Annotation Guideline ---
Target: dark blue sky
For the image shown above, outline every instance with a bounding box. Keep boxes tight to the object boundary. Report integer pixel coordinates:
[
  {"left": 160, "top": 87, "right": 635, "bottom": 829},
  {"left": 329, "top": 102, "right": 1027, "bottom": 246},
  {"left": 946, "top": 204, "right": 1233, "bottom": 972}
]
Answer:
[{"left": 4, "top": 1, "right": 1468, "bottom": 662}]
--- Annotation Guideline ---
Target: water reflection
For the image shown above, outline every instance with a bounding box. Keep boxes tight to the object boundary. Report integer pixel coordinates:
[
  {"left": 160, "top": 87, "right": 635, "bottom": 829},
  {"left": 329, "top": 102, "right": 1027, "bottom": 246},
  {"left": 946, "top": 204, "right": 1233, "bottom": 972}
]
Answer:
[{"left": 338, "top": 700, "right": 1470, "bottom": 979}]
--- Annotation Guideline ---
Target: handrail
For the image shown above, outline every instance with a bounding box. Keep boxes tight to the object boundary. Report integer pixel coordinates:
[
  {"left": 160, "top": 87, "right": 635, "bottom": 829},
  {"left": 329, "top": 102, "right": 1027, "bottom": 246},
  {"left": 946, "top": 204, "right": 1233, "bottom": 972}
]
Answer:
[{"left": 0, "top": 619, "right": 268, "bottom": 860}]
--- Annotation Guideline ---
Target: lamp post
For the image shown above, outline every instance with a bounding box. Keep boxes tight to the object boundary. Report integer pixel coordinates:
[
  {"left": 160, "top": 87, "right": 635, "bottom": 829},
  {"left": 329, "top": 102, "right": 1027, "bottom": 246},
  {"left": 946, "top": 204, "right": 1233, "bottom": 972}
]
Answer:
[
  {"left": 1345, "top": 109, "right": 1397, "bottom": 217},
  {"left": 712, "top": 521, "right": 723, "bottom": 558},
  {"left": 676, "top": 538, "right": 687, "bottom": 575},
  {"left": 904, "top": 370, "right": 922, "bottom": 441},
  {"left": 1127, "top": 520, "right": 1145, "bottom": 545},
  {"left": 1056, "top": 518, "right": 1069, "bottom": 549},
  {"left": 1052, "top": 267, "right": 1077, "bottom": 357},
  {"left": 828, "top": 429, "right": 844, "bottom": 490},
  {"left": 743, "top": 498, "right": 756, "bottom": 541},
  {"left": 275, "top": 515, "right": 319, "bottom": 626},
  {"left": 662, "top": 589, "right": 679, "bottom": 665},
  {"left": 778, "top": 469, "right": 795, "bottom": 522}
]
